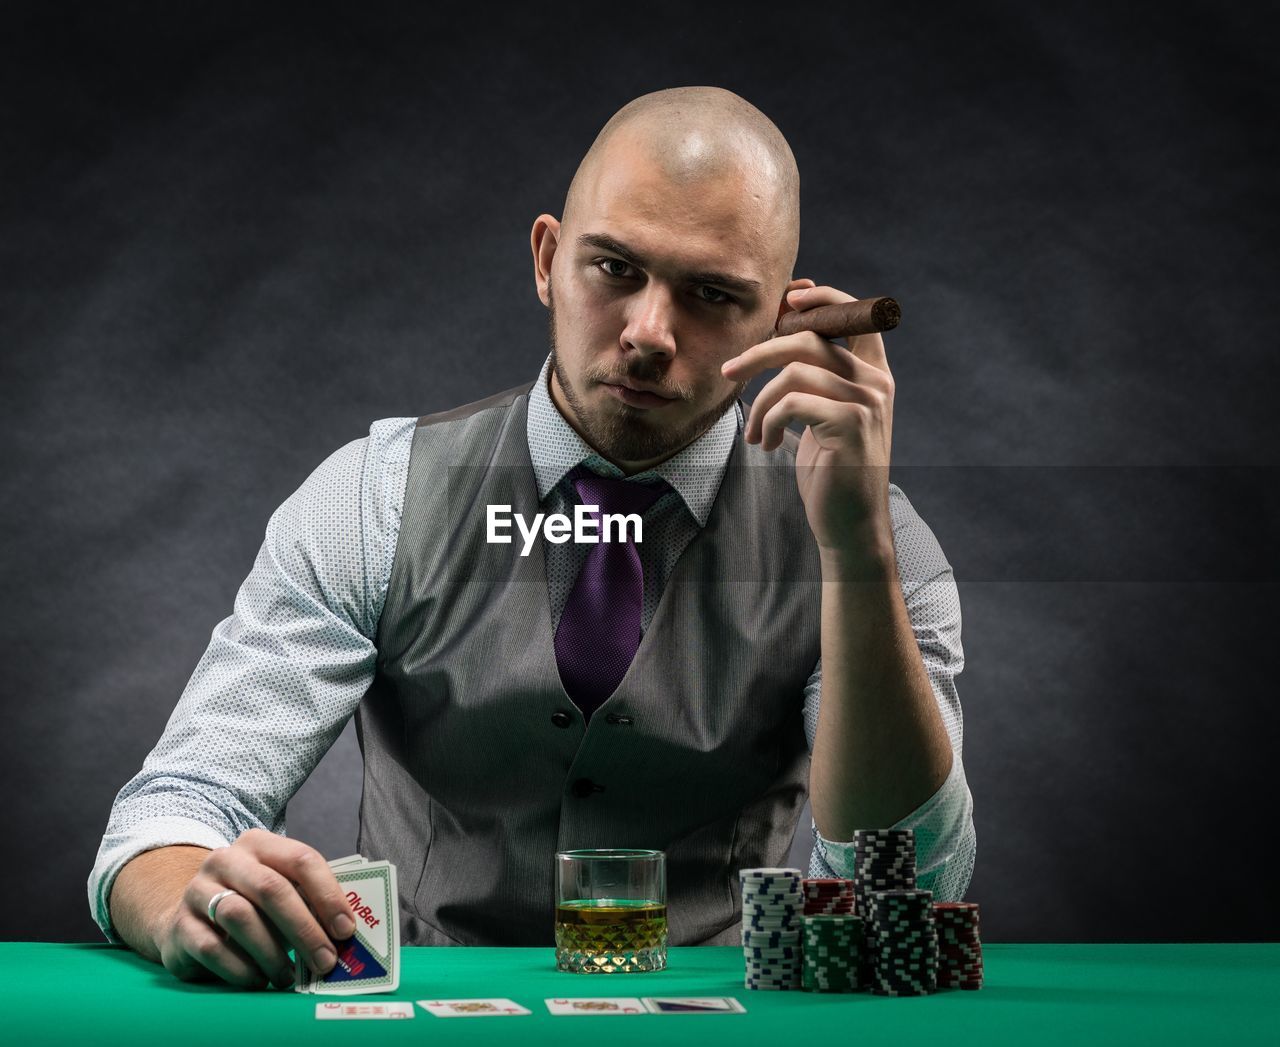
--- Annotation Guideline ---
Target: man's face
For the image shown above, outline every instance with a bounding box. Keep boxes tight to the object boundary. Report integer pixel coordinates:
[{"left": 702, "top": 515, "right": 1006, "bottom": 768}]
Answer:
[{"left": 536, "top": 135, "right": 786, "bottom": 472}]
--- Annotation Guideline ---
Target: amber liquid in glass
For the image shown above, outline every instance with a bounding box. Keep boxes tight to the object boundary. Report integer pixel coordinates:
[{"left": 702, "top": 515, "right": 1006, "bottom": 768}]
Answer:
[{"left": 554, "top": 899, "right": 668, "bottom": 973}]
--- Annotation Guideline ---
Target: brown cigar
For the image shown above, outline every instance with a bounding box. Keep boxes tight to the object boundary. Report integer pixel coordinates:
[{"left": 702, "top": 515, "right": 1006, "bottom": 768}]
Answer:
[{"left": 775, "top": 296, "right": 900, "bottom": 340}]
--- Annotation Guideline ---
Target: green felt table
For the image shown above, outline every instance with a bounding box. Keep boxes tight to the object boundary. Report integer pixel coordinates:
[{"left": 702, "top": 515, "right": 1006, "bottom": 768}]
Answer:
[{"left": 8, "top": 943, "right": 1278, "bottom": 1046}]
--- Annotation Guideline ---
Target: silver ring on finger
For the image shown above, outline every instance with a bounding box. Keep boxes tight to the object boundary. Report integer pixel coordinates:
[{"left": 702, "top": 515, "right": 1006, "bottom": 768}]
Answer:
[{"left": 206, "top": 888, "right": 242, "bottom": 927}]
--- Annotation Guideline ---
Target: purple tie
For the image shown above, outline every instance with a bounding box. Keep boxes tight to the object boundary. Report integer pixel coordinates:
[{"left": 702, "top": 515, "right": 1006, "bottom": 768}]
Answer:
[{"left": 553, "top": 464, "right": 671, "bottom": 722}]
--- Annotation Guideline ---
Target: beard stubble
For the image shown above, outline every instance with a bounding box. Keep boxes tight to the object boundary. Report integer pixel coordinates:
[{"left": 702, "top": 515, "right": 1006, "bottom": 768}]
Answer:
[{"left": 545, "top": 281, "right": 752, "bottom": 467}]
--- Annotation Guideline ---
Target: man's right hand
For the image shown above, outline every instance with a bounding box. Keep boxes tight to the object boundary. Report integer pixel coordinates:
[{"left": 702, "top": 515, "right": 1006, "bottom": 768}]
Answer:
[{"left": 113, "top": 830, "right": 356, "bottom": 990}]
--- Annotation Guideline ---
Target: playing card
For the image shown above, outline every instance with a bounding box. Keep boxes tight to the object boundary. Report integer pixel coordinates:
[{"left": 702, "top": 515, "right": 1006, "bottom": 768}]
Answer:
[
  {"left": 544, "top": 997, "right": 647, "bottom": 1015},
  {"left": 294, "top": 855, "right": 376, "bottom": 989},
  {"left": 296, "top": 858, "right": 399, "bottom": 995},
  {"left": 641, "top": 997, "right": 747, "bottom": 1014},
  {"left": 325, "top": 855, "right": 368, "bottom": 871},
  {"left": 417, "top": 998, "right": 531, "bottom": 1017},
  {"left": 314, "top": 1001, "right": 414, "bottom": 1019}
]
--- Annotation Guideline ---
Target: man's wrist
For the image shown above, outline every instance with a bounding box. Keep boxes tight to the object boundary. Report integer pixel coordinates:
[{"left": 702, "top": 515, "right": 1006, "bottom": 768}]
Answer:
[
  {"left": 111, "top": 845, "right": 210, "bottom": 962},
  {"left": 818, "top": 537, "right": 897, "bottom": 582}
]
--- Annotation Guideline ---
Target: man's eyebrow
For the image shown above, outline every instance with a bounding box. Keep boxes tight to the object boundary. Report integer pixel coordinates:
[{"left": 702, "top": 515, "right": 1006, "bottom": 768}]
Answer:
[{"left": 576, "top": 232, "right": 762, "bottom": 294}]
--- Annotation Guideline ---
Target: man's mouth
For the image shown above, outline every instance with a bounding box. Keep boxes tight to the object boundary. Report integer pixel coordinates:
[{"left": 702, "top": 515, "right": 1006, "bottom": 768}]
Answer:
[{"left": 601, "top": 380, "right": 679, "bottom": 409}]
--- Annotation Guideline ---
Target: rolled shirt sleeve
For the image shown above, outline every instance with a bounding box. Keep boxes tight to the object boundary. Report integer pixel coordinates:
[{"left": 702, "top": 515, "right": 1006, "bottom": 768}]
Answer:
[
  {"left": 803, "top": 483, "right": 976, "bottom": 900},
  {"left": 87, "top": 417, "right": 417, "bottom": 942}
]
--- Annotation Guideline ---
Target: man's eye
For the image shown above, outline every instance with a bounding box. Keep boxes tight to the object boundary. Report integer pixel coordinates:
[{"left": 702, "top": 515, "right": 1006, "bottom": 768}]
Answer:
[
  {"left": 598, "top": 259, "right": 634, "bottom": 278},
  {"left": 698, "top": 286, "right": 733, "bottom": 305}
]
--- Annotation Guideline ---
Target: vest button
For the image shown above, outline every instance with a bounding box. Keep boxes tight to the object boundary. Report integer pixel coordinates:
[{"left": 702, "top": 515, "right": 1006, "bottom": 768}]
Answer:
[
  {"left": 571, "top": 777, "right": 600, "bottom": 798},
  {"left": 550, "top": 711, "right": 573, "bottom": 729}
]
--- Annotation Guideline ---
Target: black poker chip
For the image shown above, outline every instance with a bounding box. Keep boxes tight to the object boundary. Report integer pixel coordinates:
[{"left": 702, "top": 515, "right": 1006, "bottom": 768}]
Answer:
[{"left": 867, "top": 888, "right": 938, "bottom": 995}]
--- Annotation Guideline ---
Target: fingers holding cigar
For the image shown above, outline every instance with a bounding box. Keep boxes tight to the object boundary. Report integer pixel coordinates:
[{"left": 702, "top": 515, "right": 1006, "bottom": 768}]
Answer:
[
  {"left": 722, "top": 281, "right": 897, "bottom": 451},
  {"left": 725, "top": 282, "right": 896, "bottom": 380}
]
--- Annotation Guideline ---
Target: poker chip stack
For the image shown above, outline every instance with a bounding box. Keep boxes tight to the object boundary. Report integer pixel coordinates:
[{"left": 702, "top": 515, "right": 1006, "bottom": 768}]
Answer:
[
  {"left": 852, "top": 829, "right": 917, "bottom": 987},
  {"left": 801, "top": 914, "right": 863, "bottom": 992},
  {"left": 739, "top": 868, "right": 803, "bottom": 990},
  {"left": 933, "top": 902, "right": 983, "bottom": 989},
  {"left": 852, "top": 829, "right": 917, "bottom": 911},
  {"left": 867, "top": 889, "right": 938, "bottom": 996},
  {"left": 801, "top": 877, "right": 856, "bottom": 916}
]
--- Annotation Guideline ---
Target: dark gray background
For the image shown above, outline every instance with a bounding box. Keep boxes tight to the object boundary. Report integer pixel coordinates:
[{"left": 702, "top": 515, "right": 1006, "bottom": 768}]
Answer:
[{"left": 2, "top": 2, "right": 1276, "bottom": 944}]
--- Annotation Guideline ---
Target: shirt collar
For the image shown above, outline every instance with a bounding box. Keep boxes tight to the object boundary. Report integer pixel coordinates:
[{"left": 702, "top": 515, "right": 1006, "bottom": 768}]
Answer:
[{"left": 526, "top": 352, "right": 742, "bottom": 528}]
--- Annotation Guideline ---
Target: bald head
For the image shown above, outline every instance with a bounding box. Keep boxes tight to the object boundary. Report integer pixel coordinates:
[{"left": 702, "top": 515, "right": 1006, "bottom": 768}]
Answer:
[{"left": 562, "top": 87, "right": 800, "bottom": 280}]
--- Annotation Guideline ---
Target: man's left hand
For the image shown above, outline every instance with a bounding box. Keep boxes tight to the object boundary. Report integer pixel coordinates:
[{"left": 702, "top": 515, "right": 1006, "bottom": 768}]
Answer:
[{"left": 721, "top": 279, "right": 895, "bottom": 566}]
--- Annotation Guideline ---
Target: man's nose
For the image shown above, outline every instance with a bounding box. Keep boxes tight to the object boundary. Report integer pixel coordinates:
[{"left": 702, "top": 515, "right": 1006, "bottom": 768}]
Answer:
[{"left": 620, "top": 283, "right": 678, "bottom": 357}]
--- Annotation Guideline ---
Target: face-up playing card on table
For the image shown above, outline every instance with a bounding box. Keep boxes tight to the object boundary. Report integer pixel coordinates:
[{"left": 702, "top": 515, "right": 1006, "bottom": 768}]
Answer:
[
  {"left": 314, "top": 1001, "right": 414, "bottom": 1019},
  {"left": 295, "top": 857, "right": 399, "bottom": 995},
  {"left": 642, "top": 997, "right": 747, "bottom": 1014},
  {"left": 544, "top": 997, "right": 647, "bottom": 1015},
  {"left": 417, "top": 998, "right": 531, "bottom": 1017}
]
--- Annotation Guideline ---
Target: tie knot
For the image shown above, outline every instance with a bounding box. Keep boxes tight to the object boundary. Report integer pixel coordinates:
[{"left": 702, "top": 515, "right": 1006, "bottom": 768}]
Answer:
[{"left": 568, "top": 464, "right": 670, "bottom": 518}]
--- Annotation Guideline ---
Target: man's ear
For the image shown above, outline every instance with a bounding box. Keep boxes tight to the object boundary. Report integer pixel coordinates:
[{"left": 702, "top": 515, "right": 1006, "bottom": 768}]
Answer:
[
  {"left": 531, "top": 214, "right": 561, "bottom": 307},
  {"left": 775, "top": 277, "right": 817, "bottom": 328}
]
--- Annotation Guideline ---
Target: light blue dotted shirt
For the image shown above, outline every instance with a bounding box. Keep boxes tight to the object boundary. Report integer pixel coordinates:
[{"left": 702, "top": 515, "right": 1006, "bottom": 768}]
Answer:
[{"left": 89, "top": 352, "right": 976, "bottom": 941}]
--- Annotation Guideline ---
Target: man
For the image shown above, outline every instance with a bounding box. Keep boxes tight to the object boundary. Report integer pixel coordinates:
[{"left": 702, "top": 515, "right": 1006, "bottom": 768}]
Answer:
[{"left": 91, "top": 86, "right": 975, "bottom": 990}]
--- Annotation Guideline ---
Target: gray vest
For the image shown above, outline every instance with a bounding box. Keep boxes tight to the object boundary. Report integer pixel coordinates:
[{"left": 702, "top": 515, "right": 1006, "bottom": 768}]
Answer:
[{"left": 356, "top": 382, "right": 822, "bottom": 946}]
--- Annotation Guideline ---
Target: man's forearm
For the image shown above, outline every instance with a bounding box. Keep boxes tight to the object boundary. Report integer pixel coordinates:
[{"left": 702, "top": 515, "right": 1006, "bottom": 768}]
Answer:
[
  {"left": 109, "top": 845, "right": 211, "bottom": 962},
  {"left": 809, "top": 546, "right": 954, "bottom": 839}
]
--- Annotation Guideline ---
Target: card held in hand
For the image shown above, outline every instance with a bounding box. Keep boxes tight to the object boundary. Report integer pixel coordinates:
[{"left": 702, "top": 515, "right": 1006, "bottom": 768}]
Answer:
[{"left": 295, "top": 856, "right": 399, "bottom": 995}]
